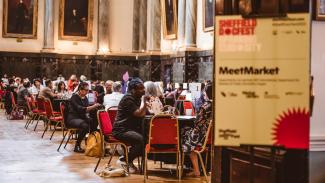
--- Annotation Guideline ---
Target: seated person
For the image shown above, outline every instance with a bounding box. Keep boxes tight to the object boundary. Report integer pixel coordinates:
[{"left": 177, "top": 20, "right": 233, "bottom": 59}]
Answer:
[
  {"left": 94, "top": 81, "right": 105, "bottom": 104},
  {"left": 30, "top": 78, "right": 44, "bottom": 97},
  {"left": 164, "top": 82, "right": 173, "bottom": 94},
  {"left": 195, "top": 83, "right": 206, "bottom": 112},
  {"left": 67, "top": 74, "right": 79, "bottom": 92},
  {"left": 165, "top": 83, "right": 183, "bottom": 105},
  {"left": 105, "top": 80, "right": 114, "bottom": 95},
  {"left": 56, "top": 81, "right": 69, "bottom": 99},
  {"left": 39, "top": 79, "right": 59, "bottom": 101},
  {"left": 144, "top": 81, "right": 163, "bottom": 115},
  {"left": 66, "top": 82, "right": 101, "bottom": 153},
  {"left": 17, "top": 81, "right": 31, "bottom": 108},
  {"left": 112, "top": 78, "right": 149, "bottom": 173},
  {"left": 15, "top": 77, "right": 22, "bottom": 89},
  {"left": 103, "top": 81, "right": 124, "bottom": 110},
  {"left": 154, "top": 81, "right": 165, "bottom": 105},
  {"left": 181, "top": 83, "right": 212, "bottom": 177},
  {"left": 5, "top": 79, "right": 17, "bottom": 114}
]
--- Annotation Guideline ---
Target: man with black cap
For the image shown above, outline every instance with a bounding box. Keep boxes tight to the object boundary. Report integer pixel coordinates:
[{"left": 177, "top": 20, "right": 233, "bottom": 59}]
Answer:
[{"left": 112, "top": 78, "right": 149, "bottom": 173}]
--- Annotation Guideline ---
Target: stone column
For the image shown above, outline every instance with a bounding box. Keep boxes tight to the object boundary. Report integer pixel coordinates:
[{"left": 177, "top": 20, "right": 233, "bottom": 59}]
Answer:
[
  {"left": 42, "top": 0, "right": 55, "bottom": 51},
  {"left": 97, "top": 0, "right": 110, "bottom": 54},
  {"left": 133, "top": 0, "right": 147, "bottom": 52},
  {"left": 132, "top": 0, "right": 140, "bottom": 52},
  {"left": 177, "top": 0, "right": 186, "bottom": 48},
  {"left": 138, "top": 0, "right": 147, "bottom": 51},
  {"left": 185, "top": 0, "right": 197, "bottom": 48},
  {"left": 147, "top": 0, "right": 161, "bottom": 51}
]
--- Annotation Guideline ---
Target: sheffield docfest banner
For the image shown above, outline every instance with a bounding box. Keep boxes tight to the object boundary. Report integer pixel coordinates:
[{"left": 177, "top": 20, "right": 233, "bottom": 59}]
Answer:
[{"left": 214, "top": 14, "right": 310, "bottom": 149}]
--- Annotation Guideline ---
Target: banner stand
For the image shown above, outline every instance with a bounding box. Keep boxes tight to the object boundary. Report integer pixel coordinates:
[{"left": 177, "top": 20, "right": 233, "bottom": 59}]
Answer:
[{"left": 211, "top": 1, "right": 310, "bottom": 182}]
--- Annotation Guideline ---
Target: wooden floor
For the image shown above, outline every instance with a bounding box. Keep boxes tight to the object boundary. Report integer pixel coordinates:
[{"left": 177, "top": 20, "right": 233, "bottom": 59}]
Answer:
[{"left": 0, "top": 111, "right": 208, "bottom": 183}]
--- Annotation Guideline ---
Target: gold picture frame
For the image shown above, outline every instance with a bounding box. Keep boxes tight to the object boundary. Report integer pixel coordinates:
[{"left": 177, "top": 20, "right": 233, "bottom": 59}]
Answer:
[
  {"left": 316, "top": 0, "right": 325, "bottom": 20},
  {"left": 2, "top": 0, "right": 38, "bottom": 39},
  {"left": 59, "top": 0, "right": 93, "bottom": 41},
  {"left": 161, "top": 0, "right": 178, "bottom": 40},
  {"left": 203, "top": 0, "right": 215, "bottom": 32}
]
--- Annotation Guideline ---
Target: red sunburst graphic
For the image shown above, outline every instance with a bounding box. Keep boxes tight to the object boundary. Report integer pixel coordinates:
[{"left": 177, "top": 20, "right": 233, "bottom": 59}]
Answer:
[{"left": 272, "top": 108, "right": 310, "bottom": 149}]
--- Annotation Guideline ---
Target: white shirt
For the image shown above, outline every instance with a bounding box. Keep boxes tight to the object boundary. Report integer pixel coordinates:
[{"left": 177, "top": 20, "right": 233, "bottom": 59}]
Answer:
[
  {"left": 103, "top": 92, "right": 124, "bottom": 110},
  {"left": 2, "top": 78, "right": 8, "bottom": 85},
  {"left": 180, "top": 90, "right": 192, "bottom": 101},
  {"left": 31, "top": 84, "right": 44, "bottom": 96},
  {"left": 57, "top": 76, "right": 65, "bottom": 82}
]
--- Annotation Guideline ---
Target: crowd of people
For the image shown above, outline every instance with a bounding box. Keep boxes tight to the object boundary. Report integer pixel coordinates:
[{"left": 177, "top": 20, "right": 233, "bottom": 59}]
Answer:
[{"left": 0, "top": 73, "right": 213, "bottom": 177}]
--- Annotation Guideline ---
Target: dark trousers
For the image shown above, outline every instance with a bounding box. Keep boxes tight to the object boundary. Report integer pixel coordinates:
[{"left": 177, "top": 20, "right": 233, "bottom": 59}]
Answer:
[
  {"left": 67, "top": 118, "right": 89, "bottom": 145},
  {"left": 114, "top": 130, "right": 144, "bottom": 163},
  {"left": 67, "top": 117, "right": 98, "bottom": 145}
]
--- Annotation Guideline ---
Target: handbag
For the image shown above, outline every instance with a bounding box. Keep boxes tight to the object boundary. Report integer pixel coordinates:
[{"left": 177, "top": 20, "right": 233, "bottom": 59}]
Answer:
[
  {"left": 85, "top": 131, "right": 102, "bottom": 157},
  {"left": 97, "top": 166, "right": 128, "bottom": 178}
]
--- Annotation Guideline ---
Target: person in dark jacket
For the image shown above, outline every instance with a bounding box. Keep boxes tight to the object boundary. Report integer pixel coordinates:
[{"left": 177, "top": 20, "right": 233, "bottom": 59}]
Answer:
[
  {"left": 17, "top": 81, "right": 31, "bottom": 107},
  {"left": 66, "top": 82, "right": 101, "bottom": 153},
  {"left": 94, "top": 81, "right": 105, "bottom": 104}
]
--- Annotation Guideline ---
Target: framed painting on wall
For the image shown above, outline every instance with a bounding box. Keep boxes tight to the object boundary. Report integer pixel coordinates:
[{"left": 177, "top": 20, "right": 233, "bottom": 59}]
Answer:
[
  {"left": 203, "top": 0, "right": 215, "bottom": 32},
  {"left": 2, "top": 0, "right": 38, "bottom": 39},
  {"left": 215, "top": 0, "right": 224, "bottom": 15},
  {"left": 59, "top": 0, "right": 93, "bottom": 41},
  {"left": 316, "top": 0, "right": 325, "bottom": 20},
  {"left": 161, "top": 0, "right": 177, "bottom": 40},
  {"left": 287, "top": 0, "right": 309, "bottom": 13}
]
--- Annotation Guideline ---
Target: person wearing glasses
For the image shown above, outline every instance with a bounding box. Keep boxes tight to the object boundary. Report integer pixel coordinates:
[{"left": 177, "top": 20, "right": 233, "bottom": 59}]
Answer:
[{"left": 66, "top": 82, "right": 101, "bottom": 153}]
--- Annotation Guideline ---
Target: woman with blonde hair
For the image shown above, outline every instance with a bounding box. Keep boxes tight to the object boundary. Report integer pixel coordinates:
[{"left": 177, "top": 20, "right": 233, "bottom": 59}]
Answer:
[
  {"left": 154, "top": 81, "right": 165, "bottom": 105},
  {"left": 144, "top": 81, "right": 163, "bottom": 115}
]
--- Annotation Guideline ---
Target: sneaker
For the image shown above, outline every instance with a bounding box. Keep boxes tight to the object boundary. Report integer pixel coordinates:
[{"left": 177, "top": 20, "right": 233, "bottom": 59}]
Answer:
[
  {"left": 116, "top": 157, "right": 138, "bottom": 174},
  {"left": 116, "top": 158, "right": 127, "bottom": 169},
  {"left": 73, "top": 145, "right": 85, "bottom": 153},
  {"left": 127, "top": 162, "right": 138, "bottom": 174}
]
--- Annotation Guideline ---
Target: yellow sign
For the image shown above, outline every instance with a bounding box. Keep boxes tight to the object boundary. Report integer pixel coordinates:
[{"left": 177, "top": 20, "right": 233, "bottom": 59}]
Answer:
[{"left": 214, "top": 14, "right": 310, "bottom": 149}]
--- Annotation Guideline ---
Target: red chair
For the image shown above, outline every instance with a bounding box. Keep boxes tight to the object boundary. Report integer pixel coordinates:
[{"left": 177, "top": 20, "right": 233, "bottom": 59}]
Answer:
[
  {"left": 181, "top": 119, "right": 213, "bottom": 182},
  {"left": 0, "top": 89, "right": 5, "bottom": 97},
  {"left": 177, "top": 95, "right": 186, "bottom": 100},
  {"left": 33, "top": 97, "right": 60, "bottom": 132},
  {"left": 42, "top": 99, "right": 63, "bottom": 139},
  {"left": 32, "top": 97, "right": 46, "bottom": 131},
  {"left": 144, "top": 114, "right": 181, "bottom": 180},
  {"left": 0, "top": 92, "right": 4, "bottom": 110},
  {"left": 183, "top": 100, "right": 195, "bottom": 116},
  {"left": 7, "top": 92, "right": 27, "bottom": 119},
  {"left": 94, "top": 110, "right": 129, "bottom": 173},
  {"left": 24, "top": 97, "right": 38, "bottom": 129},
  {"left": 25, "top": 96, "right": 45, "bottom": 129},
  {"left": 107, "top": 106, "right": 118, "bottom": 126},
  {"left": 10, "top": 92, "right": 17, "bottom": 112},
  {"left": 57, "top": 102, "right": 78, "bottom": 152}
]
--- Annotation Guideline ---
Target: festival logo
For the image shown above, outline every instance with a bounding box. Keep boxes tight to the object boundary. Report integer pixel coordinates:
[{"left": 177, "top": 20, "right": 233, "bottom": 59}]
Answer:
[{"left": 272, "top": 108, "right": 309, "bottom": 149}]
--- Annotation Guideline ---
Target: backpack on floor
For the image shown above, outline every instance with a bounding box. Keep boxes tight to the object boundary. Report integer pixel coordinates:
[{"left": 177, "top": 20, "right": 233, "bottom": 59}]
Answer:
[{"left": 9, "top": 109, "right": 24, "bottom": 120}]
